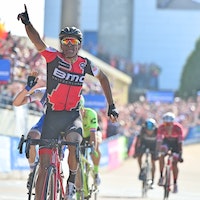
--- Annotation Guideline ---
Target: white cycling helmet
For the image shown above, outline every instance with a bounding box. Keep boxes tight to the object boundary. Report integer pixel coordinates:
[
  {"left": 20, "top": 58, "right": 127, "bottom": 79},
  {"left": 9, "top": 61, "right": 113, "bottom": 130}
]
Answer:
[{"left": 162, "top": 112, "right": 175, "bottom": 123}]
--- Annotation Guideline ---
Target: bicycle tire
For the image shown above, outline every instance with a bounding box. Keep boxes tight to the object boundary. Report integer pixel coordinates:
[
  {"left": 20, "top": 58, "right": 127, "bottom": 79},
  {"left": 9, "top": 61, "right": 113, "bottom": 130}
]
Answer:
[
  {"left": 163, "top": 167, "right": 171, "bottom": 200},
  {"left": 142, "top": 166, "right": 148, "bottom": 198},
  {"left": 43, "top": 165, "right": 56, "bottom": 200},
  {"left": 142, "top": 162, "right": 152, "bottom": 198},
  {"left": 28, "top": 161, "right": 39, "bottom": 200}
]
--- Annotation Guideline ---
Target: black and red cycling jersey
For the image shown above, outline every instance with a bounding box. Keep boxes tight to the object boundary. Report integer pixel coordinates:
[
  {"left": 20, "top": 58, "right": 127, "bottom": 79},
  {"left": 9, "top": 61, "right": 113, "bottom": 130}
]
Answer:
[{"left": 40, "top": 47, "right": 99, "bottom": 111}]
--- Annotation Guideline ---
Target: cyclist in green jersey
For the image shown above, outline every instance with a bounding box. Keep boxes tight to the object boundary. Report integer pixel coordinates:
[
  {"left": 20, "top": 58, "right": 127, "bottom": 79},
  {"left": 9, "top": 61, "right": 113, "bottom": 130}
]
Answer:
[{"left": 79, "top": 95, "right": 102, "bottom": 185}]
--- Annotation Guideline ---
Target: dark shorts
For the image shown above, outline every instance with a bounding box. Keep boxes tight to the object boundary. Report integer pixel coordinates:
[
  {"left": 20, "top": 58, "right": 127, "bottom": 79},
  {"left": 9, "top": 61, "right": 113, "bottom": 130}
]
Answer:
[
  {"left": 162, "top": 138, "right": 179, "bottom": 153},
  {"left": 41, "top": 109, "right": 83, "bottom": 139},
  {"left": 136, "top": 140, "right": 157, "bottom": 160}
]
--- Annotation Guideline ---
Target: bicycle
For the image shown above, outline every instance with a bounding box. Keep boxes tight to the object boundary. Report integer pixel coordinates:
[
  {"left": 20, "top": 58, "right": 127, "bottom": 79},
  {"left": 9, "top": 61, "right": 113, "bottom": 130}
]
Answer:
[
  {"left": 140, "top": 148, "right": 153, "bottom": 198},
  {"left": 76, "top": 141, "right": 99, "bottom": 200},
  {"left": 18, "top": 134, "right": 79, "bottom": 200}
]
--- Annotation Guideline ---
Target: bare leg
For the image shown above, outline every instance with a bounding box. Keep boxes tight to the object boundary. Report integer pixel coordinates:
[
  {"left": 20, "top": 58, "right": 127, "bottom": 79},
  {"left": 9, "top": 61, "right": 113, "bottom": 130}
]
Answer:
[
  {"left": 159, "top": 155, "right": 165, "bottom": 177},
  {"left": 35, "top": 151, "right": 51, "bottom": 200},
  {"left": 27, "top": 130, "right": 40, "bottom": 168},
  {"left": 172, "top": 161, "right": 178, "bottom": 183}
]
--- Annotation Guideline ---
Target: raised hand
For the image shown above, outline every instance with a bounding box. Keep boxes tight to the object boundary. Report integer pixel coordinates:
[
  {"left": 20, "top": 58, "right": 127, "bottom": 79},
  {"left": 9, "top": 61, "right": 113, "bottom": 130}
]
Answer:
[
  {"left": 25, "top": 71, "right": 38, "bottom": 91},
  {"left": 17, "top": 4, "right": 30, "bottom": 25},
  {"left": 108, "top": 103, "right": 119, "bottom": 122}
]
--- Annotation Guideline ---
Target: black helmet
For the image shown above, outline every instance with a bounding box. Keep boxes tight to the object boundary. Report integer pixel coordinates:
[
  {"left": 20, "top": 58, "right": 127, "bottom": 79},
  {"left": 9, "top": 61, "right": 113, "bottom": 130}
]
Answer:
[
  {"left": 145, "top": 118, "right": 156, "bottom": 130},
  {"left": 59, "top": 26, "right": 82, "bottom": 43}
]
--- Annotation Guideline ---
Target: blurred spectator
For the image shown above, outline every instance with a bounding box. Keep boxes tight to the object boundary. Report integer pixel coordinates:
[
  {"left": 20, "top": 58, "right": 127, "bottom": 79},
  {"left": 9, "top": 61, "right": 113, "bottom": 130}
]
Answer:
[{"left": 83, "top": 43, "right": 162, "bottom": 90}]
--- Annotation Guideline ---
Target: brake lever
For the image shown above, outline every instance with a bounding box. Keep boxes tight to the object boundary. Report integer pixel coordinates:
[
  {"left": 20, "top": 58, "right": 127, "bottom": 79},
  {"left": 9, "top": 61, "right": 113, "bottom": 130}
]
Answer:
[
  {"left": 18, "top": 135, "right": 25, "bottom": 154},
  {"left": 25, "top": 136, "right": 31, "bottom": 159}
]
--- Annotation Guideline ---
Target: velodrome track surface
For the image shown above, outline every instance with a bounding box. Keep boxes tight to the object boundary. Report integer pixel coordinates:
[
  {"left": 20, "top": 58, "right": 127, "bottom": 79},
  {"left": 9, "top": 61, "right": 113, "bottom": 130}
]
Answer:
[{"left": 0, "top": 144, "right": 199, "bottom": 200}]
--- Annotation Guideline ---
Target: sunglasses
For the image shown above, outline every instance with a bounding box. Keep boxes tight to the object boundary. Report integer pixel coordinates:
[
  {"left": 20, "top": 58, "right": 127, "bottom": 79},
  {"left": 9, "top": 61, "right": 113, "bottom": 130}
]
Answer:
[
  {"left": 146, "top": 122, "right": 154, "bottom": 130},
  {"left": 61, "top": 37, "right": 80, "bottom": 45}
]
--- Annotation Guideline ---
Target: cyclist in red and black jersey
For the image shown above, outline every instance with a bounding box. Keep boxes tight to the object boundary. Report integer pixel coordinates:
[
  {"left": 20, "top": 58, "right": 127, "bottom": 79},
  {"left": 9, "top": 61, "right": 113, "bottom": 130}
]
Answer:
[
  {"left": 156, "top": 112, "right": 183, "bottom": 194},
  {"left": 18, "top": 5, "right": 119, "bottom": 200}
]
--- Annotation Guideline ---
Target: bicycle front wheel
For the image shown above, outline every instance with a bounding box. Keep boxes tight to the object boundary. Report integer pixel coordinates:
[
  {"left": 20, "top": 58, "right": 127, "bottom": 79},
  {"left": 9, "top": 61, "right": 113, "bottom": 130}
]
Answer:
[
  {"left": 28, "top": 162, "right": 39, "bottom": 200},
  {"left": 76, "top": 163, "right": 85, "bottom": 200},
  {"left": 141, "top": 166, "right": 149, "bottom": 198},
  {"left": 142, "top": 180, "right": 147, "bottom": 198},
  {"left": 43, "top": 165, "right": 56, "bottom": 200},
  {"left": 163, "top": 167, "right": 171, "bottom": 200}
]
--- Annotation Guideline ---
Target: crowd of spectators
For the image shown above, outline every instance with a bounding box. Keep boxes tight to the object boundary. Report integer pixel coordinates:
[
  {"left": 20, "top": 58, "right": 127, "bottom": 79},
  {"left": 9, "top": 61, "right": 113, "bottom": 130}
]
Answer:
[
  {"left": 0, "top": 33, "right": 46, "bottom": 108},
  {"left": 83, "top": 43, "right": 161, "bottom": 90}
]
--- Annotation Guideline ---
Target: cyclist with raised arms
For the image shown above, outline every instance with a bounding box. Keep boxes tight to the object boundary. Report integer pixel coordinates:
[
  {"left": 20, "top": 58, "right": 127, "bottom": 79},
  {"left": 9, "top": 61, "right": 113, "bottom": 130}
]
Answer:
[
  {"left": 134, "top": 118, "right": 158, "bottom": 188},
  {"left": 17, "top": 5, "right": 119, "bottom": 200},
  {"left": 156, "top": 112, "right": 183, "bottom": 193},
  {"left": 13, "top": 71, "right": 46, "bottom": 189},
  {"left": 79, "top": 95, "right": 102, "bottom": 185}
]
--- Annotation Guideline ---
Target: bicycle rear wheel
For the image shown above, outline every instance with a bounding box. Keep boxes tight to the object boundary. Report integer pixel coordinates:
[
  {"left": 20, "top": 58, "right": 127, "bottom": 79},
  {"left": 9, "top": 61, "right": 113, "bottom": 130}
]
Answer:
[
  {"left": 43, "top": 165, "right": 56, "bottom": 200},
  {"left": 163, "top": 167, "right": 171, "bottom": 200},
  {"left": 28, "top": 162, "right": 39, "bottom": 200}
]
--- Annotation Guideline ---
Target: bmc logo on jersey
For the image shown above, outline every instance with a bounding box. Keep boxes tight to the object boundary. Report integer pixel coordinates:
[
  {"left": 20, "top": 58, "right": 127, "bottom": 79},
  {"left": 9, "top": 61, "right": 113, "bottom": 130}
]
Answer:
[{"left": 53, "top": 68, "right": 85, "bottom": 83}]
